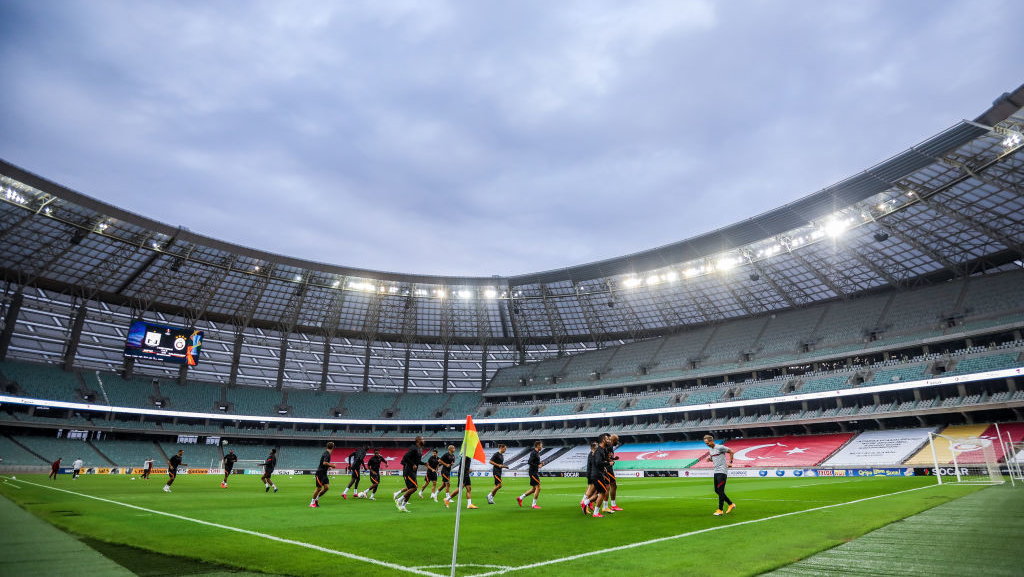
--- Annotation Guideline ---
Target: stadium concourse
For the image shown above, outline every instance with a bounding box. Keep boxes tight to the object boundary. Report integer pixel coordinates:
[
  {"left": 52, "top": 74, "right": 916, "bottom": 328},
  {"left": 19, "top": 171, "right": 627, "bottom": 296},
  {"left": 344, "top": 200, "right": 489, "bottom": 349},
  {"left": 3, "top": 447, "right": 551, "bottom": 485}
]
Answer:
[{"left": 0, "top": 85, "right": 1023, "bottom": 575}]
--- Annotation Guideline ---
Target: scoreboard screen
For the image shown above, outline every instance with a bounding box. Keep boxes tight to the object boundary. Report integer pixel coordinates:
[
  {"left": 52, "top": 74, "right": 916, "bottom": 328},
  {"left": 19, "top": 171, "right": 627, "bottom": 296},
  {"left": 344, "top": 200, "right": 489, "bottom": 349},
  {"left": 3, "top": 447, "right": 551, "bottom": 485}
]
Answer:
[{"left": 124, "top": 320, "right": 204, "bottom": 366}]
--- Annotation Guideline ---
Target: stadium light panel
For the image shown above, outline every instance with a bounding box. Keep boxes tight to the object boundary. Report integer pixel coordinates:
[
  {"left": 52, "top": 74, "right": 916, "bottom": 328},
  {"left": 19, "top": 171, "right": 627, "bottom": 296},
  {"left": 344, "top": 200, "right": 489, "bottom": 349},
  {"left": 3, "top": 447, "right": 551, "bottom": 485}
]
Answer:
[
  {"left": 483, "top": 288, "right": 498, "bottom": 299},
  {"left": 823, "top": 218, "right": 850, "bottom": 238},
  {"left": 457, "top": 289, "right": 472, "bottom": 299},
  {"left": 716, "top": 257, "right": 737, "bottom": 272},
  {"left": 622, "top": 277, "right": 642, "bottom": 288}
]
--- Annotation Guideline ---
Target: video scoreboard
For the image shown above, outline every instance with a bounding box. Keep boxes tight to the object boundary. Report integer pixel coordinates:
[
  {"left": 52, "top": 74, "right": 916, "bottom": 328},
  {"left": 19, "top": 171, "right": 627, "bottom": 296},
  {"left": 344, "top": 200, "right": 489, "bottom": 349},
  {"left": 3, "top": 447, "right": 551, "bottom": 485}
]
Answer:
[{"left": 124, "top": 320, "right": 204, "bottom": 366}]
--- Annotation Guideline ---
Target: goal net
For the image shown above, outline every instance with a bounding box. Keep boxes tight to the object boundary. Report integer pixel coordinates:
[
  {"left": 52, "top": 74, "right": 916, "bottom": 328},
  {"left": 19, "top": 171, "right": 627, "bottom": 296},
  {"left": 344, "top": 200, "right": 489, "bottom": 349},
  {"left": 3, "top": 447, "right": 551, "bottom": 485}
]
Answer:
[
  {"left": 928, "top": 433, "right": 1004, "bottom": 485},
  {"left": 1005, "top": 441, "right": 1024, "bottom": 484}
]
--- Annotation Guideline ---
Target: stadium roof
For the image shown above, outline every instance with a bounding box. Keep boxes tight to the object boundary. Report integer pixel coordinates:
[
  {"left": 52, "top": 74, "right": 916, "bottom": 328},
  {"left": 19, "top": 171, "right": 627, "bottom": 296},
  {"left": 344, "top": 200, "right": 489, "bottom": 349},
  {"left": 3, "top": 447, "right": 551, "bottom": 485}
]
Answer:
[{"left": 1, "top": 83, "right": 1022, "bottom": 346}]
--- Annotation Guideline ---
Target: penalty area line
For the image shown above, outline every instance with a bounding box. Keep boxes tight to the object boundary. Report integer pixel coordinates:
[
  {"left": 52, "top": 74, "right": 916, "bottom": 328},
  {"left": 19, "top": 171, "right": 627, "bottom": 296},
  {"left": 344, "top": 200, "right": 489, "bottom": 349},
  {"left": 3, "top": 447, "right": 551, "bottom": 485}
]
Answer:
[
  {"left": 468, "top": 484, "right": 938, "bottom": 577},
  {"left": 2, "top": 476, "right": 443, "bottom": 577}
]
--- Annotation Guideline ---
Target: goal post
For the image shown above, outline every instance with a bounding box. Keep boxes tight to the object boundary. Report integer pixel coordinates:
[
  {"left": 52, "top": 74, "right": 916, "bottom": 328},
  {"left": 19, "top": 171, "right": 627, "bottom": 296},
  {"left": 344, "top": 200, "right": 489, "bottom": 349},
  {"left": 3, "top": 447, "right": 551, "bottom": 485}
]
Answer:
[
  {"left": 928, "top": 432, "right": 1004, "bottom": 485},
  {"left": 1004, "top": 441, "right": 1023, "bottom": 485}
]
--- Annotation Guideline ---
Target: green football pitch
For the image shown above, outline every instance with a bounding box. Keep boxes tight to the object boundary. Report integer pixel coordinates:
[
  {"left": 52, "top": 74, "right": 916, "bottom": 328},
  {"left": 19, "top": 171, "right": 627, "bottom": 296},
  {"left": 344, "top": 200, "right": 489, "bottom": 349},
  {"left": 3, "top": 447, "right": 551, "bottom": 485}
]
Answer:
[{"left": 0, "top": 473, "right": 994, "bottom": 576}]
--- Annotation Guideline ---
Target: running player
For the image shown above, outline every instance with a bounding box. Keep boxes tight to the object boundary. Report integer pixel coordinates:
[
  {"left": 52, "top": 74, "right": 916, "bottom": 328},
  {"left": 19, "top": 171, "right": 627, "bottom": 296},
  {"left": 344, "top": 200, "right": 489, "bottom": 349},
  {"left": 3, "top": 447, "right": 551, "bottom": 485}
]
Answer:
[
  {"left": 580, "top": 441, "right": 598, "bottom": 509},
  {"left": 487, "top": 444, "right": 508, "bottom": 504},
  {"left": 420, "top": 448, "right": 440, "bottom": 500},
  {"left": 438, "top": 445, "right": 456, "bottom": 500},
  {"left": 142, "top": 457, "right": 154, "bottom": 479},
  {"left": 395, "top": 436, "right": 424, "bottom": 512},
  {"left": 603, "top": 434, "right": 623, "bottom": 513},
  {"left": 310, "top": 441, "right": 335, "bottom": 508},
  {"left": 341, "top": 445, "right": 368, "bottom": 500},
  {"left": 704, "top": 434, "right": 735, "bottom": 515},
  {"left": 72, "top": 457, "right": 84, "bottom": 479},
  {"left": 444, "top": 453, "right": 478, "bottom": 509},
  {"left": 261, "top": 448, "right": 278, "bottom": 492},
  {"left": 582, "top": 434, "right": 610, "bottom": 517},
  {"left": 366, "top": 448, "right": 386, "bottom": 500},
  {"left": 49, "top": 457, "right": 61, "bottom": 480},
  {"left": 516, "top": 441, "right": 544, "bottom": 509},
  {"left": 164, "top": 450, "right": 185, "bottom": 493},
  {"left": 221, "top": 450, "right": 237, "bottom": 488}
]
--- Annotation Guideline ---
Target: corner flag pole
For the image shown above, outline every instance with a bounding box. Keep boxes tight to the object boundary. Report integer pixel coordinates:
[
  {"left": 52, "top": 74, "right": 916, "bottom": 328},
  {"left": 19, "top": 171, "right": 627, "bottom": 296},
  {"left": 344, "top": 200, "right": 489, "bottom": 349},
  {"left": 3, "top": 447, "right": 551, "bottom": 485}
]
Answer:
[
  {"left": 449, "top": 449, "right": 467, "bottom": 577},
  {"left": 450, "top": 415, "right": 487, "bottom": 577}
]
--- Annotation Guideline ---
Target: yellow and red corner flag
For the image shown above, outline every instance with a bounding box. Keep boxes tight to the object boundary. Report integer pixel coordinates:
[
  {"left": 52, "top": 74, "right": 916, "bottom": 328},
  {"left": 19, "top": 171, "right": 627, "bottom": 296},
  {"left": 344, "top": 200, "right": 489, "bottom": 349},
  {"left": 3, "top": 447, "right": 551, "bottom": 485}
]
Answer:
[{"left": 461, "top": 415, "right": 487, "bottom": 464}]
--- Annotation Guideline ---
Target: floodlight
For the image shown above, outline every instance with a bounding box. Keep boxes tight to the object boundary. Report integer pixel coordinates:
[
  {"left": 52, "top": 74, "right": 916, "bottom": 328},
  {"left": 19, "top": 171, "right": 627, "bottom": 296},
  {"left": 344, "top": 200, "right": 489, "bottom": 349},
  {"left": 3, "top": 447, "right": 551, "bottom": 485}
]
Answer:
[
  {"left": 823, "top": 218, "right": 849, "bottom": 238},
  {"left": 331, "top": 280, "right": 341, "bottom": 288},
  {"left": 622, "top": 277, "right": 642, "bottom": 288},
  {"left": 716, "top": 258, "right": 736, "bottom": 272},
  {"left": 483, "top": 288, "right": 498, "bottom": 299},
  {"left": 457, "top": 289, "right": 472, "bottom": 299},
  {"left": 664, "top": 271, "right": 678, "bottom": 282}
]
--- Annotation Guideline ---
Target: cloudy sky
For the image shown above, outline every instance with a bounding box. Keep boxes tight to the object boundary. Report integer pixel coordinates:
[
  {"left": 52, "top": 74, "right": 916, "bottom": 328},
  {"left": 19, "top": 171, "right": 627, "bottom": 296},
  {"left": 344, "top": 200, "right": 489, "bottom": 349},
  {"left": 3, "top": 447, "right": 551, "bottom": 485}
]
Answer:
[{"left": 1, "top": 1, "right": 1021, "bottom": 277}]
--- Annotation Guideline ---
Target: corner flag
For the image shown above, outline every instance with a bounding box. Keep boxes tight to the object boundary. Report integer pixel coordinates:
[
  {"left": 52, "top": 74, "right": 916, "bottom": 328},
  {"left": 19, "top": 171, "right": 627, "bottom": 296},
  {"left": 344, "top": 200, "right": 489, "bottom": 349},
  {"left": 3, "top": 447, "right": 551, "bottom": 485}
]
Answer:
[{"left": 461, "top": 415, "right": 487, "bottom": 463}]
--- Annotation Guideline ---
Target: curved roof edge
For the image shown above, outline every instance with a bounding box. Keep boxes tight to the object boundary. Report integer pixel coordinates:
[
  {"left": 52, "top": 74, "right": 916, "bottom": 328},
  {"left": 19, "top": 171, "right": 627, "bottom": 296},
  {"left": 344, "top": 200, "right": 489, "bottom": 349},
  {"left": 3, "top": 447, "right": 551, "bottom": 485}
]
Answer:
[{"left": 3, "top": 83, "right": 1021, "bottom": 288}]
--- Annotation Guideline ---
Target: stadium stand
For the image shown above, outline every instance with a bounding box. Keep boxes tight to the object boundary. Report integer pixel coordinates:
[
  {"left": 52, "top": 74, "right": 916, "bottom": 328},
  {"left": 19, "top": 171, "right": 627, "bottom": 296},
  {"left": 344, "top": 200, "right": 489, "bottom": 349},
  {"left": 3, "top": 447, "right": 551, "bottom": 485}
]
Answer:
[
  {"left": 690, "top": 433, "right": 854, "bottom": 468},
  {"left": 0, "top": 434, "right": 47, "bottom": 465}
]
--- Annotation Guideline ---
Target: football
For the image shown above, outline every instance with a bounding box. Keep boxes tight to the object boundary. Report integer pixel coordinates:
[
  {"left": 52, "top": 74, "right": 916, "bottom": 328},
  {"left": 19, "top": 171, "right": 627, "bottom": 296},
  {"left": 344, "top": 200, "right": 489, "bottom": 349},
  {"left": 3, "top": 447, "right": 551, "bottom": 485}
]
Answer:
[{"left": 356, "top": 491, "right": 366, "bottom": 499}]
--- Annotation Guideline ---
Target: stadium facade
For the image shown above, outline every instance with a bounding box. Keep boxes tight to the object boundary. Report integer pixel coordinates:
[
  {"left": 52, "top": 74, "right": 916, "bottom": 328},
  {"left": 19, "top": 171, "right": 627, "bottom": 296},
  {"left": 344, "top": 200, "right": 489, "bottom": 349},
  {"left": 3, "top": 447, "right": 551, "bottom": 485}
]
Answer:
[{"left": 0, "top": 84, "right": 1022, "bottom": 456}]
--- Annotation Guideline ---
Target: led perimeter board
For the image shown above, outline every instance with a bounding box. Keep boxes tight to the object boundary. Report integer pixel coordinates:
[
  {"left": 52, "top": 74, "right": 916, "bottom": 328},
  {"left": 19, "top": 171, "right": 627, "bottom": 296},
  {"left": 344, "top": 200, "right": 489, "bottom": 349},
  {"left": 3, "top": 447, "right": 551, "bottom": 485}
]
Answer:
[{"left": 124, "top": 321, "right": 203, "bottom": 366}]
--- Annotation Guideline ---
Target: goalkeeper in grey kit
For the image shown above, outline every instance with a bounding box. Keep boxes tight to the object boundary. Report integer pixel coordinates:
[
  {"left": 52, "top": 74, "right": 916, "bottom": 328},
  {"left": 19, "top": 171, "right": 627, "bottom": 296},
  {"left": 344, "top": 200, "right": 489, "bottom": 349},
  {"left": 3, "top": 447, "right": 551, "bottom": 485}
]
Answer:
[{"left": 704, "top": 434, "right": 735, "bottom": 516}]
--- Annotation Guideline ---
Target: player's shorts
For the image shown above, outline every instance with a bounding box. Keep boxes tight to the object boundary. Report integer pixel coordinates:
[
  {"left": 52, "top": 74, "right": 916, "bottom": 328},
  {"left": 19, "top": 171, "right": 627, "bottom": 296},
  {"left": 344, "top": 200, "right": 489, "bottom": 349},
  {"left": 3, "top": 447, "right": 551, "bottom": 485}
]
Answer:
[
  {"left": 426, "top": 470, "right": 438, "bottom": 482},
  {"left": 369, "top": 471, "right": 380, "bottom": 485},
  {"left": 315, "top": 470, "right": 329, "bottom": 487},
  {"left": 459, "top": 471, "right": 472, "bottom": 486},
  {"left": 399, "top": 469, "right": 415, "bottom": 487},
  {"left": 263, "top": 467, "right": 274, "bottom": 477},
  {"left": 441, "top": 469, "right": 451, "bottom": 483},
  {"left": 714, "top": 473, "right": 728, "bottom": 489},
  {"left": 493, "top": 474, "right": 503, "bottom": 486},
  {"left": 604, "top": 471, "right": 616, "bottom": 485},
  {"left": 224, "top": 466, "right": 233, "bottom": 474},
  {"left": 349, "top": 468, "right": 361, "bottom": 477},
  {"left": 529, "top": 473, "right": 541, "bottom": 487},
  {"left": 592, "top": 477, "right": 608, "bottom": 494}
]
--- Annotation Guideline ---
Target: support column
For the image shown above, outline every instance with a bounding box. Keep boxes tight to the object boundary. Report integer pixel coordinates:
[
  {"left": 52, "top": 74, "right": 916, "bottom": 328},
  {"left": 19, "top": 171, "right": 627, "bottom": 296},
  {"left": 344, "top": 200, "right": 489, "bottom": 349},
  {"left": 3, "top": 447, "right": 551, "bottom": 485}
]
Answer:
[
  {"left": 362, "top": 342, "right": 372, "bottom": 392},
  {"left": 228, "top": 331, "right": 244, "bottom": 387},
  {"left": 319, "top": 339, "right": 331, "bottom": 392},
  {"left": 275, "top": 336, "right": 289, "bottom": 391},
  {"left": 62, "top": 301, "right": 88, "bottom": 371},
  {"left": 0, "top": 290, "right": 23, "bottom": 361},
  {"left": 479, "top": 343, "right": 488, "bottom": 390},
  {"left": 402, "top": 346, "right": 411, "bottom": 393},
  {"left": 441, "top": 347, "right": 450, "bottom": 393}
]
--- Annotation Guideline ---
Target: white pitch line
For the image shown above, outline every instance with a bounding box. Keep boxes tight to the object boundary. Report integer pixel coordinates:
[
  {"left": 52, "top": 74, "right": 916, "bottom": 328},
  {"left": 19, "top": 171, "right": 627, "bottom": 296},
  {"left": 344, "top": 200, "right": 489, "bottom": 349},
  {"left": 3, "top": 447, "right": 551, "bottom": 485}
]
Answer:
[
  {"left": 415, "top": 564, "right": 512, "bottom": 570},
  {"left": 1, "top": 476, "right": 443, "bottom": 577},
  {"left": 2, "top": 480, "right": 22, "bottom": 489},
  {"left": 468, "top": 484, "right": 939, "bottom": 577}
]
